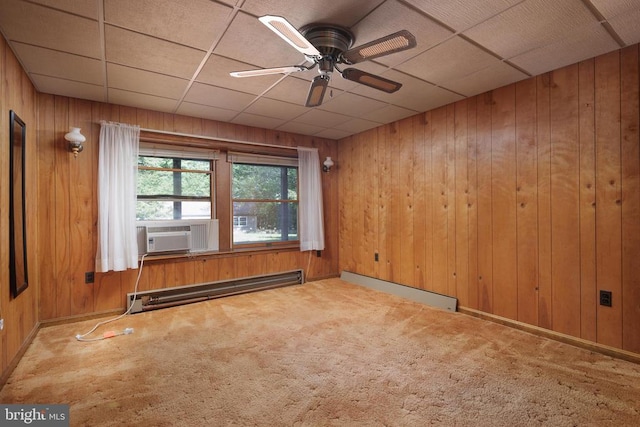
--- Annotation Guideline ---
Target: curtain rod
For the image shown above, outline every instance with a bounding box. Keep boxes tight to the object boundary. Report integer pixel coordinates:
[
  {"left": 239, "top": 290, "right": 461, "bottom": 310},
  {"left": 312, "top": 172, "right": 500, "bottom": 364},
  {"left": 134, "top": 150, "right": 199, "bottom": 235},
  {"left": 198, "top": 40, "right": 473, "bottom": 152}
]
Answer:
[{"left": 138, "top": 127, "right": 298, "bottom": 151}]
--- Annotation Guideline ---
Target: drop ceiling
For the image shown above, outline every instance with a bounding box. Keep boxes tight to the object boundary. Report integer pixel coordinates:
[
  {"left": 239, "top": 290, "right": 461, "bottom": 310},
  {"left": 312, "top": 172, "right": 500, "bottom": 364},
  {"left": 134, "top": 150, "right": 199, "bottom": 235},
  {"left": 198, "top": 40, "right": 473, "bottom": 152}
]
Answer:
[{"left": 1, "top": 0, "right": 638, "bottom": 140}]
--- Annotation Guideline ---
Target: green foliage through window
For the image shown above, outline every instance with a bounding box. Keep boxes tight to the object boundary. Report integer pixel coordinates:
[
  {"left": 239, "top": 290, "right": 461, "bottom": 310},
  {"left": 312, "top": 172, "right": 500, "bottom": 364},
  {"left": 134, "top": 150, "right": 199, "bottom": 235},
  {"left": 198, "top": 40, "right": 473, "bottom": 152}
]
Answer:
[
  {"left": 232, "top": 163, "right": 298, "bottom": 245},
  {"left": 137, "top": 156, "right": 212, "bottom": 220}
]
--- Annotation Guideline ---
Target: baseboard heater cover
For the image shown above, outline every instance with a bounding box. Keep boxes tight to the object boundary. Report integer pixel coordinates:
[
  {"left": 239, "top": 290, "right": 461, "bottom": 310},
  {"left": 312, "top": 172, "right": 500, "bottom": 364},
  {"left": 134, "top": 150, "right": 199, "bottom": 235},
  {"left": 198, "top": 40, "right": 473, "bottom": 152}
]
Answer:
[
  {"left": 340, "top": 271, "right": 457, "bottom": 312},
  {"left": 127, "top": 269, "right": 303, "bottom": 314}
]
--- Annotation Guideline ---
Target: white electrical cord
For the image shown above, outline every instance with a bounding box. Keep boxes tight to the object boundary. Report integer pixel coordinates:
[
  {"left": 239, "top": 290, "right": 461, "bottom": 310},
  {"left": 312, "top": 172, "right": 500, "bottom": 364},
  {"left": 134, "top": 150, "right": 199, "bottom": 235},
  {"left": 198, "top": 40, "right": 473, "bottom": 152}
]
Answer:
[{"left": 75, "top": 254, "right": 147, "bottom": 342}]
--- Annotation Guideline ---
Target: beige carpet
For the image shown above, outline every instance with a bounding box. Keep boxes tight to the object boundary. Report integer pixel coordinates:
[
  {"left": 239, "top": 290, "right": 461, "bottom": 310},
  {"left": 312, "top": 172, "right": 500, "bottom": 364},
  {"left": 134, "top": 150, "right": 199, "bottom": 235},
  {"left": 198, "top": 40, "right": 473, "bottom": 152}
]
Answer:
[{"left": 1, "top": 279, "right": 639, "bottom": 426}]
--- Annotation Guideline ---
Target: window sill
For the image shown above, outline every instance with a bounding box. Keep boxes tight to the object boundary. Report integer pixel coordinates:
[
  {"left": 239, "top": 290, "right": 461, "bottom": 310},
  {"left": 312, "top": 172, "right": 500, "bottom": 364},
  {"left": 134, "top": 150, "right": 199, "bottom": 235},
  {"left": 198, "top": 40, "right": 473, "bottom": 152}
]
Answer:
[{"left": 139, "top": 244, "right": 300, "bottom": 263}]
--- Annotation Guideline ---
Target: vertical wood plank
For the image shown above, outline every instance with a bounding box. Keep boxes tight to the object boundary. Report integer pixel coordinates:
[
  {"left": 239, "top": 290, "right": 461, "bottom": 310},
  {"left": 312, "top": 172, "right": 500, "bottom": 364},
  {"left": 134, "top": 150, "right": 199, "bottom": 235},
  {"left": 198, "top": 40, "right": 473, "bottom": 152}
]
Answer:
[
  {"left": 595, "top": 50, "right": 623, "bottom": 348},
  {"left": 454, "top": 100, "right": 469, "bottom": 306},
  {"left": 378, "top": 125, "right": 392, "bottom": 281},
  {"left": 550, "top": 65, "right": 581, "bottom": 337},
  {"left": 491, "top": 85, "right": 518, "bottom": 320},
  {"left": 423, "top": 112, "right": 434, "bottom": 291},
  {"left": 413, "top": 114, "right": 427, "bottom": 288},
  {"left": 37, "top": 94, "right": 57, "bottom": 320},
  {"left": 515, "top": 78, "right": 539, "bottom": 326},
  {"left": 399, "top": 117, "right": 414, "bottom": 286},
  {"left": 54, "top": 96, "right": 71, "bottom": 318},
  {"left": 431, "top": 107, "right": 449, "bottom": 295},
  {"left": 578, "top": 58, "right": 598, "bottom": 342},
  {"left": 466, "top": 98, "right": 479, "bottom": 309},
  {"left": 620, "top": 45, "right": 640, "bottom": 353},
  {"left": 362, "top": 129, "right": 378, "bottom": 277},
  {"left": 476, "top": 93, "right": 493, "bottom": 312},
  {"left": 446, "top": 104, "right": 457, "bottom": 297},
  {"left": 69, "top": 98, "right": 94, "bottom": 314},
  {"left": 388, "top": 122, "right": 402, "bottom": 283},
  {"left": 537, "top": 73, "right": 553, "bottom": 329}
]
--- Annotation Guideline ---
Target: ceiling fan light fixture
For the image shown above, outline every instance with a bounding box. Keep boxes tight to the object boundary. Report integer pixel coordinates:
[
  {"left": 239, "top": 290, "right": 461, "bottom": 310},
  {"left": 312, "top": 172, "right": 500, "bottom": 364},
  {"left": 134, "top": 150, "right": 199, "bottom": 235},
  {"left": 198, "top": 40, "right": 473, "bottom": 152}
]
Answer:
[
  {"left": 341, "top": 30, "right": 417, "bottom": 64},
  {"left": 306, "top": 75, "right": 330, "bottom": 107}
]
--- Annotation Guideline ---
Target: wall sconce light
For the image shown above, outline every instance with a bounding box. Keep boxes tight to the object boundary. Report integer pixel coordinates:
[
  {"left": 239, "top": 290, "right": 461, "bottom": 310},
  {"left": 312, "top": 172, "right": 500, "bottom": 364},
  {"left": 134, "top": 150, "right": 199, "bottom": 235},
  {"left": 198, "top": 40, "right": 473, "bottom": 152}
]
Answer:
[
  {"left": 65, "top": 127, "right": 86, "bottom": 158},
  {"left": 323, "top": 156, "right": 334, "bottom": 172}
]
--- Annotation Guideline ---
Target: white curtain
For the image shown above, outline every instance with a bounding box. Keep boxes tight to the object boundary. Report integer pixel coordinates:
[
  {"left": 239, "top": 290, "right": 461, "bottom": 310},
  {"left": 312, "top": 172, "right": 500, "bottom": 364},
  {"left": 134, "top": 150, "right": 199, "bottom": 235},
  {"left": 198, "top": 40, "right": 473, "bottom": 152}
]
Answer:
[
  {"left": 95, "top": 121, "right": 140, "bottom": 272},
  {"left": 297, "top": 147, "right": 325, "bottom": 251}
]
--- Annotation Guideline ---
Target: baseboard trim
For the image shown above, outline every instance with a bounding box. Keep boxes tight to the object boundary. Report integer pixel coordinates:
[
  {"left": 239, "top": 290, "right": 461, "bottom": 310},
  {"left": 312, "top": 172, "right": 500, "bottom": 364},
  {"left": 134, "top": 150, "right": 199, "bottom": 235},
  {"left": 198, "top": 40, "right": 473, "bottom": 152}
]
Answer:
[
  {"left": 39, "top": 309, "right": 124, "bottom": 328},
  {"left": 458, "top": 306, "right": 640, "bottom": 365},
  {"left": 0, "top": 323, "right": 40, "bottom": 390},
  {"left": 340, "top": 271, "right": 457, "bottom": 312}
]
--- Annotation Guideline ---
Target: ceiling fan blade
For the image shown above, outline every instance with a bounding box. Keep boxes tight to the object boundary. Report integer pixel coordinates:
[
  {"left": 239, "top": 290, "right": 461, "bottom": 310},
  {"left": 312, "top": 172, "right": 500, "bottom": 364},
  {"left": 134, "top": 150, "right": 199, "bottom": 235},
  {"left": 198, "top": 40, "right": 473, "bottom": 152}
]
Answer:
[
  {"left": 341, "top": 68, "right": 402, "bottom": 93},
  {"left": 259, "top": 15, "right": 321, "bottom": 57},
  {"left": 305, "top": 75, "right": 330, "bottom": 107},
  {"left": 340, "top": 30, "right": 416, "bottom": 64},
  {"left": 230, "top": 66, "right": 306, "bottom": 78}
]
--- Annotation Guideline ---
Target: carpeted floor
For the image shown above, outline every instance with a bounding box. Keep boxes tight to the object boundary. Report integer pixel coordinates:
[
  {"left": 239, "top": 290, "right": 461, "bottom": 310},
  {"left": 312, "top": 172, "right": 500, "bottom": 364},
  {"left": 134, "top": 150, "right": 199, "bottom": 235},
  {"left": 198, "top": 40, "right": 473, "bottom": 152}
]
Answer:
[{"left": 1, "top": 278, "right": 639, "bottom": 426}]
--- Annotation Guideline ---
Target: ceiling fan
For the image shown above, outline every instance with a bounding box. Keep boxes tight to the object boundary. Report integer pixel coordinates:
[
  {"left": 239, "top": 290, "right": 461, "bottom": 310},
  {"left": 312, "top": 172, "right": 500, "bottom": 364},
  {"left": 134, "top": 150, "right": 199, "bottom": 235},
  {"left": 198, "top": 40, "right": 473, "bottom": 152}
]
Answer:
[{"left": 230, "top": 15, "right": 417, "bottom": 107}]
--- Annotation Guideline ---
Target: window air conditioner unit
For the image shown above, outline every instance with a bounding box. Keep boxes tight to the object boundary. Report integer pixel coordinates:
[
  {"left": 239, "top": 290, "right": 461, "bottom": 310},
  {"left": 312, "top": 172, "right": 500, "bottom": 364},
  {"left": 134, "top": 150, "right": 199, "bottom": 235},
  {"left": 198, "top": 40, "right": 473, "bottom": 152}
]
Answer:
[{"left": 145, "top": 225, "right": 192, "bottom": 254}]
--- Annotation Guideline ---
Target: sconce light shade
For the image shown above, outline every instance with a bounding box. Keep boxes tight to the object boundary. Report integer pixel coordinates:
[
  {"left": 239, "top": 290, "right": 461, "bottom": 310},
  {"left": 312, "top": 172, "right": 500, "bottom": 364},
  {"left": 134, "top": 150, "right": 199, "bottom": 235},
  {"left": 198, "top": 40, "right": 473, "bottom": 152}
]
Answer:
[
  {"left": 323, "top": 156, "right": 334, "bottom": 172},
  {"left": 65, "top": 127, "right": 86, "bottom": 158}
]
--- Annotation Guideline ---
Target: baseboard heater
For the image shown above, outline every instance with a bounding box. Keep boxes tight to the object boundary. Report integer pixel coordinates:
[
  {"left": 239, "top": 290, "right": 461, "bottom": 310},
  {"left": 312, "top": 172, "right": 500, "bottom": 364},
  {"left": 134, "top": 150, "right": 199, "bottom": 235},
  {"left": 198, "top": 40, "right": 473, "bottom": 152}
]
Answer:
[{"left": 127, "top": 269, "right": 303, "bottom": 314}]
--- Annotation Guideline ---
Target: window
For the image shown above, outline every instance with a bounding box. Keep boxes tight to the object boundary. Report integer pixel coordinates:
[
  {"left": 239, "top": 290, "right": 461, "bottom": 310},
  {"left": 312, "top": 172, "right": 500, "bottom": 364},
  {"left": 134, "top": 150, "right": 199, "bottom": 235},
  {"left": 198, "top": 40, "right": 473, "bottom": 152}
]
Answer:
[
  {"left": 230, "top": 153, "right": 298, "bottom": 246},
  {"left": 137, "top": 145, "right": 217, "bottom": 221}
]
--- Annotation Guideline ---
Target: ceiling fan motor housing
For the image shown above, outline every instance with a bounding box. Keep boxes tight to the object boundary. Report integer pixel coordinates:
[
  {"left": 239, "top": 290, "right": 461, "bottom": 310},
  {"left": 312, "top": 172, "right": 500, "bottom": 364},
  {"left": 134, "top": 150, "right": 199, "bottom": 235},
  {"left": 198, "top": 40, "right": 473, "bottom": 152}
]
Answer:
[{"left": 300, "top": 24, "right": 354, "bottom": 60}]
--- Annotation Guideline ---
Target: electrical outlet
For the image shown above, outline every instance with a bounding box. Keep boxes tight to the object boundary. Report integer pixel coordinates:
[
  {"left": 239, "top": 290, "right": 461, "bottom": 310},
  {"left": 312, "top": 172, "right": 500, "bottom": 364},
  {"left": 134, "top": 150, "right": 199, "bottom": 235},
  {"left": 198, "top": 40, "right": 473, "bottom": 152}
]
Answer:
[
  {"left": 85, "top": 272, "right": 95, "bottom": 284},
  {"left": 599, "top": 290, "right": 612, "bottom": 307},
  {"left": 0, "top": 319, "right": 4, "bottom": 330}
]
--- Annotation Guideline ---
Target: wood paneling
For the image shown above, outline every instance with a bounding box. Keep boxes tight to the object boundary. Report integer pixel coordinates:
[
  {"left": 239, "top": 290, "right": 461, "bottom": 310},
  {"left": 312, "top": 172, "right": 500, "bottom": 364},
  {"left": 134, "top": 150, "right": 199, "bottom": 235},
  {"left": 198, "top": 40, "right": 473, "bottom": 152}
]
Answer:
[
  {"left": 338, "top": 44, "right": 640, "bottom": 355},
  {"left": 1, "top": 37, "right": 38, "bottom": 381},
  {"left": 34, "top": 97, "right": 339, "bottom": 321}
]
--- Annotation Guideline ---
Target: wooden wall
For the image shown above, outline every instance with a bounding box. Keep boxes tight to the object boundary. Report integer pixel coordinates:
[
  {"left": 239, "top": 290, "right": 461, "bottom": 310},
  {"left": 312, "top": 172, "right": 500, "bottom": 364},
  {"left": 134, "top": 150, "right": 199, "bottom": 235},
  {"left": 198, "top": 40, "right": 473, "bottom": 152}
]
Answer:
[
  {"left": 36, "top": 96, "right": 339, "bottom": 321},
  {"left": 0, "top": 38, "right": 39, "bottom": 380},
  {"left": 338, "top": 45, "right": 640, "bottom": 355}
]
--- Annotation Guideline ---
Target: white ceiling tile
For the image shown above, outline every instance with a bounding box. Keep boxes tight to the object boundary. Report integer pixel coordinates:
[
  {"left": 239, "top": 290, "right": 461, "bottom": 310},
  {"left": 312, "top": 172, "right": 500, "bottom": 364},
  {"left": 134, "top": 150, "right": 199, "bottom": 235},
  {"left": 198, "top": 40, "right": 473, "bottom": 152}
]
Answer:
[
  {"left": 607, "top": 8, "right": 640, "bottom": 46},
  {"left": 12, "top": 43, "right": 103, "bottom": 85},
  {"left": 403, "top": 0, "right": 524, "bottom": 31},
  {"left": 30, "top": 0, "right": 99, "bottom": 19},
  {"left": 396, "top": 37, "right": 498, "bottom": 85},
  {"left": 441, "top": 61, "right": 527, "bottom": 97},
  {"left": 276, "top": 122, "right": 326, "bottom": 135},
  {"left": 31, "top": 75, "right": 106, "bottom": 102},
  {"left": 231, "top": 113, "right": 286, "bottom": 129},
  {"left": 463, "top": 0, "right": 598, "bottom": 59},
  {"left": 176, "top": 102, "right": 239, "bottom": 123},
  {"left": 510, "top": 23, "right": 621, "bottom": 76},
  {"left": 0, "top": 0, "right": 101, "bottom": 58},
  {"left": 264, "top": 76, "right": 347, "bottom": 106},
  {"left": 183, "top": 82, "right": 256, "bottom": 110},
  {"left": 197, "top": 55, "right": 284, "bottom": 96},
  {"left": 363, "top": 105, "right": 416, "bottom": 123},
  {"left": 105, "top": 0, "right": 233, "bottom": 51},
  {"left": 108, "top": 89, "right": 177, "bottom": 112},
  {"left": 317, "top": 93, "right": 388, "bottom": 116},
  {"left": 335, "top": 118, "right": 382, "bottom": 134},
  {"left": 105, "top": 25, "right": 206, "bottom": 79},
  {"left": 350, "top": 69, "right": 463, "bottom": 111},
  {"left": 107, "top": 64, "right": 189, "bottom": 99},
  {"left": 245, "top": 98, "right": 309, "bottom": 120},
  {"left": 588, "top": 0, "right": 640, "bottom": 19},
  {"left": 293, "top": 109, "right": 352, "bottom": 127},
  {"left": 315, "top": 128, "right": 352, "bottom": 140},
  {"left": 214, "top": 11, "right": 302, "bottom": 70},
  {"left": 348, "top": 0, "right": 453, "bottom": 67},
  {"left": 240, "top": 0, "right": 386, "bottom": 28}
]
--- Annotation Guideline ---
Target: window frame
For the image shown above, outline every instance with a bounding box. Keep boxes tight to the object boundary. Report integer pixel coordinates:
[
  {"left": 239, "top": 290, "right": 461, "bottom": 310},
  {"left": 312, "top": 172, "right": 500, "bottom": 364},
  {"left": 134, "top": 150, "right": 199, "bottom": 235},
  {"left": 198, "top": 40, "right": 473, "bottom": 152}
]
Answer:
[
  {"left": 136, "top": 144, "right": 218, "bottom": 222},
  {"left": 229, "top": 152, "right": 300, "bottom": 250}
]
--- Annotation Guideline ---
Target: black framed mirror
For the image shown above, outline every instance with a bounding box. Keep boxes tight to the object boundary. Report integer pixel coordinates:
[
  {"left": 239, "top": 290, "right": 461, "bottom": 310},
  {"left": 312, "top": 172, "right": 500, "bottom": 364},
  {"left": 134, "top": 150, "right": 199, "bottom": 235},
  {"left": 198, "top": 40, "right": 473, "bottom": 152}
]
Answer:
[{"left": 10, "top": 110, "right": 28, "bottom": 298}]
